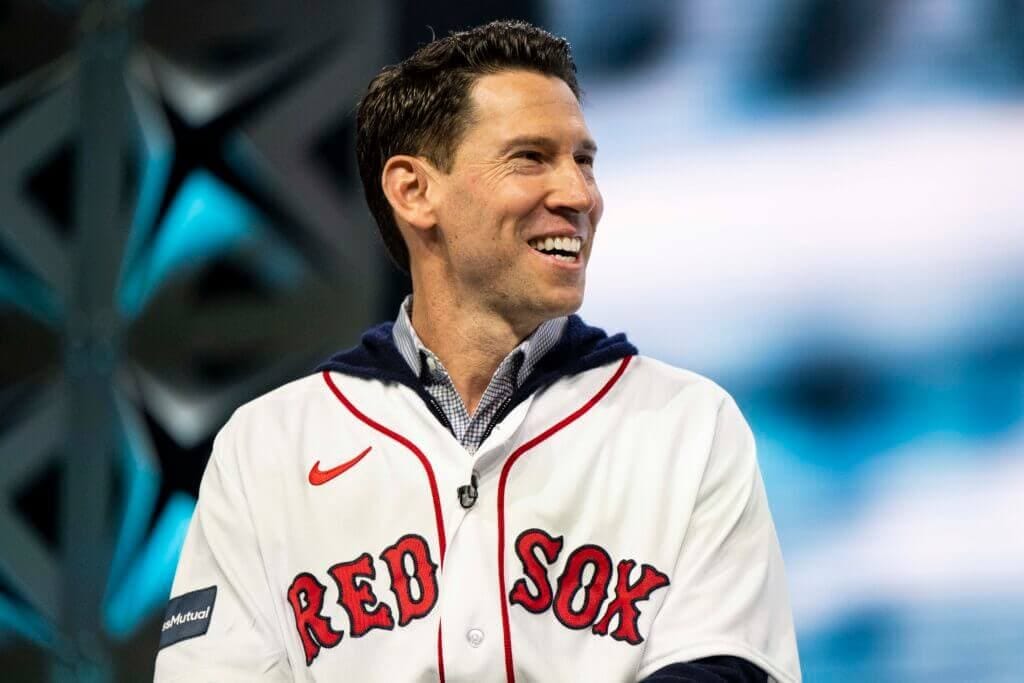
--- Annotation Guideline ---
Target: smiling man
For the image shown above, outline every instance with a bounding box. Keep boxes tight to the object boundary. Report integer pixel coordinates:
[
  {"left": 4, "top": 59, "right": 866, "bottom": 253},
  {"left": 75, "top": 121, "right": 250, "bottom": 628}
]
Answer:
[
  {"left": 154, "top": 20, "right": 800, "bottom": 683},
  {"left": 377, "top": 65, "right": 601, "bottom": 421}
]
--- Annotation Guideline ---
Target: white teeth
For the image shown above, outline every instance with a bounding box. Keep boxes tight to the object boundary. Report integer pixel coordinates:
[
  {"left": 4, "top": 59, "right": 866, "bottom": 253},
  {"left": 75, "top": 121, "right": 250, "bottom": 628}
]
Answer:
[
  {"left": 532, "top": 235, "right": 581, "bottom": 255},
  {"left": 528, "top": 236, "right": 582, "bottom": 254}
]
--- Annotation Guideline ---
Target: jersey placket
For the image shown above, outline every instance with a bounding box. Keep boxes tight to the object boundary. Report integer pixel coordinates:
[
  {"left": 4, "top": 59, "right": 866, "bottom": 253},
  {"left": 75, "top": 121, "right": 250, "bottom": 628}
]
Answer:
[{"left": 435, "top": 395, "right": 536, "bottom": 682}]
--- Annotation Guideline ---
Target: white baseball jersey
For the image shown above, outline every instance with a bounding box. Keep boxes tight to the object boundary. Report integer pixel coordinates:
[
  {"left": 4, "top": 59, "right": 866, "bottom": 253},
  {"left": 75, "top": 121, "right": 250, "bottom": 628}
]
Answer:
[{"left": 154, "top": 321, "right": 800, "bottom": 683}]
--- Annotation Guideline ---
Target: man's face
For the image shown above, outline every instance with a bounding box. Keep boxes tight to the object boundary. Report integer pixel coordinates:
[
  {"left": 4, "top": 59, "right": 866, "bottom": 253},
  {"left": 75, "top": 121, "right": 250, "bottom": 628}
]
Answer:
[{"left": 430, "top": 69, "right": 603, "bottom": 327}]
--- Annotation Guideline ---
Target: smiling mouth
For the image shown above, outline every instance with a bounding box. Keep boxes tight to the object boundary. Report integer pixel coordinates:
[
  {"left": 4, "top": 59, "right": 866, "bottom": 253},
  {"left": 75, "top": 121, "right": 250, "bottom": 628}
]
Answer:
[{"left": 528, "top": 236, "right": 582, "bottom": 262}]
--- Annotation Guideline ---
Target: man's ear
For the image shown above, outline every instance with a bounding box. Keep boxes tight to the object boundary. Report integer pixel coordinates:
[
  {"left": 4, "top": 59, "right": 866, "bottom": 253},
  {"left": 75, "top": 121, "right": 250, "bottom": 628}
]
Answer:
[{"left": 381, "top": 155, "right": 439, "bottom": 231}]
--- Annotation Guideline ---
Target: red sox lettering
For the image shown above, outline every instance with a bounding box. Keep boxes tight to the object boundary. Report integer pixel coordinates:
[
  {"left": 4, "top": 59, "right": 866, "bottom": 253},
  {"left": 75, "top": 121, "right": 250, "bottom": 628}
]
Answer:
[
  {"left": 287, "top": 528, "right": 669, "bottom": 668},
  {"left": 287, "top": 534, "right": 436, "bottom": 665},
  {"left": 509, "top": 528, "right": 671, "bottom": 645}
]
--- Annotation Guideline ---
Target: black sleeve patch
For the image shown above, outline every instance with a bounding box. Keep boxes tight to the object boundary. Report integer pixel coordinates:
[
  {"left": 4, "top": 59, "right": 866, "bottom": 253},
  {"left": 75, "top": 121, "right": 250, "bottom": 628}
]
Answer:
[{"left": 159, "top": 586, "right": 217, "bottom": 650}]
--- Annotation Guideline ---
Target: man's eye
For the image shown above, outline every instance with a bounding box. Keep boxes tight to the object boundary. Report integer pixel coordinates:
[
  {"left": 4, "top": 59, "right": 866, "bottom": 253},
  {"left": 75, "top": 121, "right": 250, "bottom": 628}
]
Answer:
[
  {"left": 514, "top": 150, "right": 545, "bottom": 163},
  {"left": 576, "top": 155, "right": 595, "bottom": 167}
]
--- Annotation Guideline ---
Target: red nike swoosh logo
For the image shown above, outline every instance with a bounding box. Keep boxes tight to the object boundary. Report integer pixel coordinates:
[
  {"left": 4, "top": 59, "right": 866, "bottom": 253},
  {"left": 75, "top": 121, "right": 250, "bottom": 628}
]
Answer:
[{"left": 309, "top": 446, "right": 373, "bottom": 486}]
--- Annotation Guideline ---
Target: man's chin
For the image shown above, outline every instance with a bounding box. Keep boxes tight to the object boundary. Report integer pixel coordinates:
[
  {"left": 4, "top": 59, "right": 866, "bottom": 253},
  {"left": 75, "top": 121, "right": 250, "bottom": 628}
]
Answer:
[
  {"left": 493, "top": 284, "right": 585, "bottom": 332},
  {"left": 535, "top": 288, "right": 585, "bottom": 321}
]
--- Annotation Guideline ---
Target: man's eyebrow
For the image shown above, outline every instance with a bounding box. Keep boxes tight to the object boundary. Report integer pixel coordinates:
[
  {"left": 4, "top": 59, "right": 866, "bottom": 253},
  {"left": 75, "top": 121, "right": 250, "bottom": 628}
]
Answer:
[{"left": 498, "top": 135, "right": 598, "bottom": 155}]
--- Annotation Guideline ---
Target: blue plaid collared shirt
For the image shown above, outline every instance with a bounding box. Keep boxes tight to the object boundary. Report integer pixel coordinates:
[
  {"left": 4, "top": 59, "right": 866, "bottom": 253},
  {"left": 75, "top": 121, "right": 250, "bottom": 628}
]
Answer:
[{"left": 392, "top": 295, "right": 566, "bottom": 455}]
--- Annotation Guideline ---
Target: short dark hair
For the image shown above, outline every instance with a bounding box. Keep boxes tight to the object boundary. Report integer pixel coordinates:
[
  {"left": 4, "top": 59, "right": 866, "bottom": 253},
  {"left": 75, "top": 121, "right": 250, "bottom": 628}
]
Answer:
[{"left": 356, "top": 20, "right": 581, "bottom": 272}]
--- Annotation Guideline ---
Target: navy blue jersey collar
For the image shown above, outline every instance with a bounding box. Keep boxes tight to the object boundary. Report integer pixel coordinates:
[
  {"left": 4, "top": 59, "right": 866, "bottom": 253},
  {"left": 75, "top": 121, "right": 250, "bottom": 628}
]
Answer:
[{"left": 316, "top": 315, "right": 637, "bottom": 428}]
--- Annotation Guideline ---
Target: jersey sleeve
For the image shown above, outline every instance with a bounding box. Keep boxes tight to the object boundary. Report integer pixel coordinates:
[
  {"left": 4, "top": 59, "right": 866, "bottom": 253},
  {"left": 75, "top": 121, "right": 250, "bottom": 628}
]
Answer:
[
  {"left": 153, "top": 417, "right": 292, "bottom": 682},
  {"left": 636, "top": 394, "right": 801, "bottom": 683}
]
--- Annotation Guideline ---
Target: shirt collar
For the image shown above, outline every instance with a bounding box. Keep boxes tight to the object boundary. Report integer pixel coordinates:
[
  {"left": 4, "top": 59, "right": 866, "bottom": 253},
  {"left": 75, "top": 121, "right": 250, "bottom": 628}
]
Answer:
[{"left": 391, "top": 295, "right": 567, "bottom": 387}]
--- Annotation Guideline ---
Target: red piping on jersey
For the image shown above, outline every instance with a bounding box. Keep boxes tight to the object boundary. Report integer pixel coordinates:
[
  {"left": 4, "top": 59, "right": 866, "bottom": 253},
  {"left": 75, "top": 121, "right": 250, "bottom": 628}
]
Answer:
[
  {"left": 321, "top": 370, "right": 447, "bottom": 683},
  {"left": 496, "top": 356, "right": 633, "bottom": 683}
]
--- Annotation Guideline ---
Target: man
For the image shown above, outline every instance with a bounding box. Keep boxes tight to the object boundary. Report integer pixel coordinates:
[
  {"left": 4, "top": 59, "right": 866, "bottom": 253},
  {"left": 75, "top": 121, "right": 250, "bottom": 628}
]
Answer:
[{"left": 154, "top": 20, "right": 800, "bottom": 682}]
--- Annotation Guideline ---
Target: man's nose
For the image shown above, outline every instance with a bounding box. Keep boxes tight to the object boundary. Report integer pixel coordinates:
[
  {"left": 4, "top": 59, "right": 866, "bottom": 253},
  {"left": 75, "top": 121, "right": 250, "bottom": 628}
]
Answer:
[{"left": 547, "top": 159, "right": 597, "bottom": 215}]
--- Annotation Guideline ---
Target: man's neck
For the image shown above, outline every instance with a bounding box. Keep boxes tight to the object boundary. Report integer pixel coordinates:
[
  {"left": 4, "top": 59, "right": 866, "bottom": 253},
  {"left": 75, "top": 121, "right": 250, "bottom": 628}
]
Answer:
[{"left": 409, "top": 293, "right": 538, "bottom": 416}]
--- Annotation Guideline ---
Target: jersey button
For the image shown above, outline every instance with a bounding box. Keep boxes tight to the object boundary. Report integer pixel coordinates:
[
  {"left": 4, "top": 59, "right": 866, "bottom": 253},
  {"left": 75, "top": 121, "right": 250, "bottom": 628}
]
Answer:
[{"left": 466, "top": 628, "right": 485, "bottom": 648}]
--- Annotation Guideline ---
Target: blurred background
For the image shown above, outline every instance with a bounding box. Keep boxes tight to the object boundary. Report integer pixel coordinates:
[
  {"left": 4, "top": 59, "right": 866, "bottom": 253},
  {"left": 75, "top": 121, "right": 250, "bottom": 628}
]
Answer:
[{"left": 0, "top": 0, "right": 1022, "bottom": 680}]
